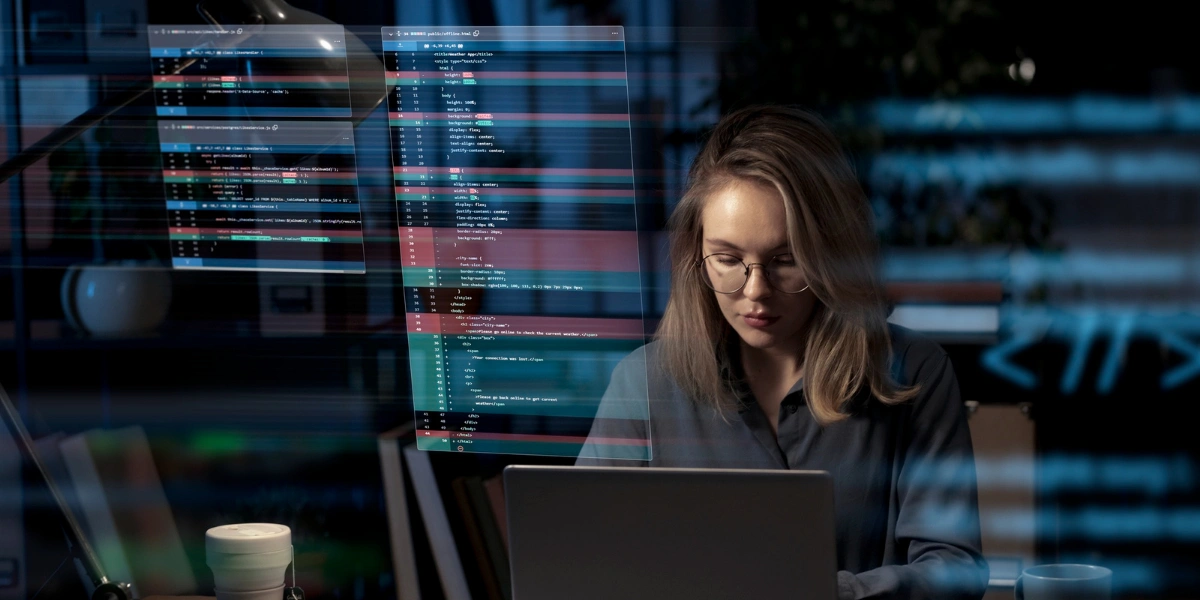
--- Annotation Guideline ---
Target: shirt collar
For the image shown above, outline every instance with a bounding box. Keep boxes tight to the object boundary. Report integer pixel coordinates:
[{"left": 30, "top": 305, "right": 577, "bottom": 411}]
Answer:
[{"left": 719, "top": 341, "right": 805, "bottom": 413}]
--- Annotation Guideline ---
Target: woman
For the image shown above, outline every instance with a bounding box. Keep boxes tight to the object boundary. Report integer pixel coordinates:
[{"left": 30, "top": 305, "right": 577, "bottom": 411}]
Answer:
[{"left": 577, "top": 106, "right": 989, "bottom": 600}]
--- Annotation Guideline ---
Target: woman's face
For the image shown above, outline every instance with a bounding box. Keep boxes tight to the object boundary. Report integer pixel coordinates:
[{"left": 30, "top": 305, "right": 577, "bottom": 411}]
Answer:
[{"left": 700, "top": 180, "right": 819, "bottom": 357}]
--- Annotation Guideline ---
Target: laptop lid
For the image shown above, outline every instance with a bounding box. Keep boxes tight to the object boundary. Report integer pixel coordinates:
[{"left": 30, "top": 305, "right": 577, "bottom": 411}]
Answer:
[{"left": 504, "top": 465, "right": 837, "bottom": 600}]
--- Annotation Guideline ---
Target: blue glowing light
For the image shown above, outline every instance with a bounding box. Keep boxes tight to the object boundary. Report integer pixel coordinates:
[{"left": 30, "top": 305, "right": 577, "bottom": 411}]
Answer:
[
  {"left": 1097, "top": 313, "right": 1136, "bottom": 395},
  {"left": 977, "top": 308, "right": 1200, "bottom": 392},
  {"left": 1060, "top": 310, "right": 1099, "bottom": 395}
]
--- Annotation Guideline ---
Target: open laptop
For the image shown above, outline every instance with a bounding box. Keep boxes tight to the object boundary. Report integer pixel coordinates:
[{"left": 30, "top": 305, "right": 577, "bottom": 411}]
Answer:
[{"left": 504, "top": 465, "right": 837, "bottom": 600}]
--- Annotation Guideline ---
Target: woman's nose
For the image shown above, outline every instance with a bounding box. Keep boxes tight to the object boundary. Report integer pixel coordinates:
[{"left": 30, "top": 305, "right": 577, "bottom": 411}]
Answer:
[{"left": 741, "top": 264, "right": 772, "bottom": 300}]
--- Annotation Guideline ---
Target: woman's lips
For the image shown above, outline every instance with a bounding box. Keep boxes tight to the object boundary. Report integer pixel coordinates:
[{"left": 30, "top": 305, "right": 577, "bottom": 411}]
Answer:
[{"left": 742, "top": 314, "right": 779, "bottom": 328}]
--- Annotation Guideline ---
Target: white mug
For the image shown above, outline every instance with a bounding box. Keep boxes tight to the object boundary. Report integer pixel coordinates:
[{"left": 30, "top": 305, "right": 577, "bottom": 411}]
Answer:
[{"left": 206, "top": 523, "right": 293, "bottom": 600}]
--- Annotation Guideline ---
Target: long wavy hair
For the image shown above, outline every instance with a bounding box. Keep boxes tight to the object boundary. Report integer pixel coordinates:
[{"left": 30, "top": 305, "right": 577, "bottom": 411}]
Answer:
[{"left": 655, "top": 105, "right": 917, "bottom": 424}]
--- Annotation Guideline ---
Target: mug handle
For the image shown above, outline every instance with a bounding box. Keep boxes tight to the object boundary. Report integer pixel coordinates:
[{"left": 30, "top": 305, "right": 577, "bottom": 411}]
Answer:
[
  {"left": 59, "top": 265, "right": 84, "bottom": 333},
  {"left": 1014, "top": 574, "right": 1024, "bottom": 600}
]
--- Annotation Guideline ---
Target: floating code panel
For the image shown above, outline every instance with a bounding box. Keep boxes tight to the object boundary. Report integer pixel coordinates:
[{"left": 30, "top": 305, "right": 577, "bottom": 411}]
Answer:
[
  {"left": 383, "top": 26, "right": 651, "bottom": 459},
  {"left": 149, "top": 25, "right": 365, "bottom": 273}
]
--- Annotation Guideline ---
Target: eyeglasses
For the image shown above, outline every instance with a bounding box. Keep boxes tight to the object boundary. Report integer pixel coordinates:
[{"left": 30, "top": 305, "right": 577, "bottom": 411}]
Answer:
[{"left": 698, "top": 253, "right": 810, "bottom": 294}]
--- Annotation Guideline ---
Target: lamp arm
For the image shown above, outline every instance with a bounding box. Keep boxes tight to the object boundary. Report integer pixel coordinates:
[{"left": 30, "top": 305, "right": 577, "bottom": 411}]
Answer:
[
  {"left": 0, "top": 382, "right": 132, "bottom": 598},
  {"left": 0, "top": 58, "right": 197, "bottom": 186}
]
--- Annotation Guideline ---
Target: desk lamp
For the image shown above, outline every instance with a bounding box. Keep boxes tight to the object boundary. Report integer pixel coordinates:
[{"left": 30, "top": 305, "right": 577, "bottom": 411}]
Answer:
[{"left": 0, "top": 3, "right": 385, "bottom": 598}]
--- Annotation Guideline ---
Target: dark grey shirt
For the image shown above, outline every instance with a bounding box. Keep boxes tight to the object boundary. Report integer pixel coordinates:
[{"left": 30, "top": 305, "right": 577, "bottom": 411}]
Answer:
[{"left": 576, "top": 325, "right": 988, "bottom": 600}]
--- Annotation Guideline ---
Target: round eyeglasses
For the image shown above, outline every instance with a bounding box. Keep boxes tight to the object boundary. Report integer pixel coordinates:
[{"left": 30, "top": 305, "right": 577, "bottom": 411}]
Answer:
[{"left": 698, "top": 253, "right": 810, "bottom": 294}]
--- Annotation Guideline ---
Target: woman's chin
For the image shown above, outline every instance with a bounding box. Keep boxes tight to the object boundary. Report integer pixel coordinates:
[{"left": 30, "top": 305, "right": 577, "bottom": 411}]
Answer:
[{"left": 733, "top": 326, "right": 783, "bottom": 350}]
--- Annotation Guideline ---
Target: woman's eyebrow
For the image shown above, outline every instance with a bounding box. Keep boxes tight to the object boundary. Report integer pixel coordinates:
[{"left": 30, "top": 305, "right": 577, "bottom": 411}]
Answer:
[
  {"left": 703, "top": 238, "right": 741, "bottom": 250},
  {"left": 703, "top": 238, "right": 790, "bottom": 252}
]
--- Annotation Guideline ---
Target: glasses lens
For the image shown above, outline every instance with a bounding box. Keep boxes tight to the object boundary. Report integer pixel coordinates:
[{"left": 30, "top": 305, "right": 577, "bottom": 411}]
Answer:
[
  {"left": 766, "top": 255, "right": 808, "bottom": 293},
  {"left": 700, "top": 254, "right": 809, "bottom": 293},
  {"left": 701, "top": 254, "right": 746, "bottom": 293}
]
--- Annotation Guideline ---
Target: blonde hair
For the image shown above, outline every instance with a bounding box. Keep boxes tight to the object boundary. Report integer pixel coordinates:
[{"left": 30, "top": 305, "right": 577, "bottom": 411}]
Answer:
[{"left": 655, "top": 105, "right": 917, "bottom": 424}]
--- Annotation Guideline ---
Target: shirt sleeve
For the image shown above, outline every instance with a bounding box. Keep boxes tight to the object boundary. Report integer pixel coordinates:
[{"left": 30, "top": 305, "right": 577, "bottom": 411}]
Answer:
[
  {"left": 575, "top": 347, "right": 652, "bottom": 466},
  {"left": 836, "top": 351, "right": 990, "bottom": 600}
]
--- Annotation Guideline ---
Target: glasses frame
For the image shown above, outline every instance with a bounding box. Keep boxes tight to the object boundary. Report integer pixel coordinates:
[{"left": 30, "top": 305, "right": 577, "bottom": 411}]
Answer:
[{"left": 697, "top": 252, "right": 811, "bottom": 295}]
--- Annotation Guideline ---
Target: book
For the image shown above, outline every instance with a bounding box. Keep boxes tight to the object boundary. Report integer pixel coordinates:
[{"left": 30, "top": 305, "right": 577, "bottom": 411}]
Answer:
[
  {"left": 482, "top": 474, "right": 508, "bottom": 548},
  {"left": 0, "top": 424, "right": 24, "bottom": 599},
  {"left": 450, "top": 477, "right": 504, "bottom": 600},
  {"left": 378, "top": 423, "right": 421, "bottom": 600},
  {"left": 58, "top": 426, "right": 195, "bottom": 597},
  {"left": 463, "top": 475, "right": 512, "bottom": 600},
  {"left": 403, "top": 444, "right": 472, "bottom": 600},
  {"left": 31, "top": 433, "right": 83, "bottom": 523}
]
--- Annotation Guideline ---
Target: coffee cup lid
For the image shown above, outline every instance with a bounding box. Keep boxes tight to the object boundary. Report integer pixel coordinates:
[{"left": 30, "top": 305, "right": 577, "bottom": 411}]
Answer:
[{"left": 206, "top": 523, "right": 291, "bottom": 554}]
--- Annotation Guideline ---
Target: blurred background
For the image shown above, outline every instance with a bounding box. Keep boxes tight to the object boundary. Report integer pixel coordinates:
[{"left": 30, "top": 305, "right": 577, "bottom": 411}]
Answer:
[{"left": 1, "top": 0, "right": 1199, "bottom": 598}]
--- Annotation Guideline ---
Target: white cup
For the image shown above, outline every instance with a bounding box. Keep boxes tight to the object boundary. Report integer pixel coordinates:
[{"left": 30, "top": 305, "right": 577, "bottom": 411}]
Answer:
[{"left": 206, "top": 523, "right": 293, "bottom": 600}]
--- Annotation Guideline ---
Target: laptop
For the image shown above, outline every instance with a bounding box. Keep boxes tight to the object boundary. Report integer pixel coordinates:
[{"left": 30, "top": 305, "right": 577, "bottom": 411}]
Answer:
[{"left": 504, "top": 465, "right": 837, "bottom": 600}]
